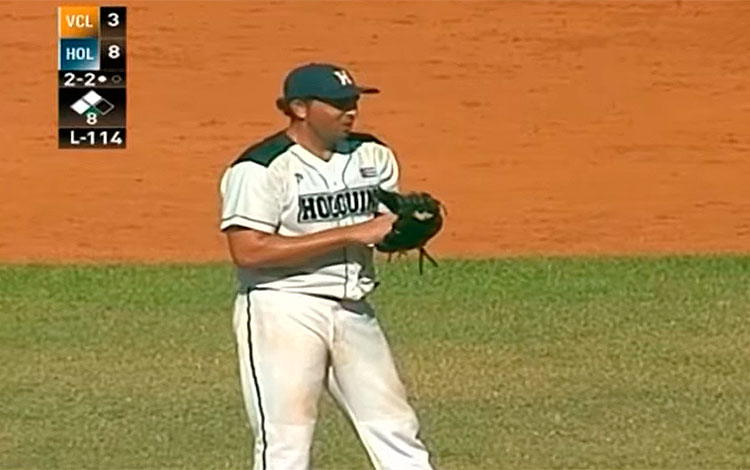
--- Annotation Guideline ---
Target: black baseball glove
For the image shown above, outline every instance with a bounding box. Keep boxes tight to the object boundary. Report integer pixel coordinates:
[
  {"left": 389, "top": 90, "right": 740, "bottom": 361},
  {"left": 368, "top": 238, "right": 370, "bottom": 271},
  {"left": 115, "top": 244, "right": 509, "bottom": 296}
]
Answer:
[{"left": 375, "top": 187, "right": 445, "bottom": 273}]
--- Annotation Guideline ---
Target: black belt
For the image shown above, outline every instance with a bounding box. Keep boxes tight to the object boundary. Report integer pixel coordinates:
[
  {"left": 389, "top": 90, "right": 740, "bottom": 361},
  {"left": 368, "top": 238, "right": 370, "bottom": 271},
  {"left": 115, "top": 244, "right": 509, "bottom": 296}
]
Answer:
[
  {"left": 250, "top": 287, "right": 344, "bottom": 303},
  {"left": 310, "top": 293, "right": 345, "bottom": 302}
]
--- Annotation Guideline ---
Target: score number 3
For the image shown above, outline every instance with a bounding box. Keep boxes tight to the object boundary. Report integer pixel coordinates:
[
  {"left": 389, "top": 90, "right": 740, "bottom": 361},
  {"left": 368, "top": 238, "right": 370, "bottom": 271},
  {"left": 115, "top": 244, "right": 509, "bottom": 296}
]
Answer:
[{"left": 107, "top": 12, "right": 120, "bottom": 27}]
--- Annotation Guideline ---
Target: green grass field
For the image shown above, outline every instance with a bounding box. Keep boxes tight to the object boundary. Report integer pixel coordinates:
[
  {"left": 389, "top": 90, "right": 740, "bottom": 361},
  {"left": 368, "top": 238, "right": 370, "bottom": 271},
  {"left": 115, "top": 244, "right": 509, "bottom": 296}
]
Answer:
[{"left": 1, "top": 257, "right": 749, "bottom": 469}]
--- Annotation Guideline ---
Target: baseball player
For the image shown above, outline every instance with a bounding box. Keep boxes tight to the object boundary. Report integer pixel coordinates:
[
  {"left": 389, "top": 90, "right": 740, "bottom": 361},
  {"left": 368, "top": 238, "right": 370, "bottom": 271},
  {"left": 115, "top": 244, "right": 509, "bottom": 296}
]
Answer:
[{"left": 219, "top": 63, "right": 434, "bottom": 470}]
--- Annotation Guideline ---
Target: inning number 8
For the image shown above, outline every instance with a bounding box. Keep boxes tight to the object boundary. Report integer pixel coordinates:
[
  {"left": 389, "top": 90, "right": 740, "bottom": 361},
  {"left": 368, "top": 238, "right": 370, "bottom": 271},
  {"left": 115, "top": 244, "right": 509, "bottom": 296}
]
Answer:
[{"left": 86, "top": 112, "right": 98, "bottom": 125}]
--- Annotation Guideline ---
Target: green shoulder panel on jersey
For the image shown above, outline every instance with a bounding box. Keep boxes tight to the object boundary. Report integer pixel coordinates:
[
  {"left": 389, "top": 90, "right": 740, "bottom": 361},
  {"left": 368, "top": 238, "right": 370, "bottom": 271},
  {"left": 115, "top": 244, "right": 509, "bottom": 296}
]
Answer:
[
  {"left": 335, "top": 132, "right": 387, "bottom": 154},
  {"left": 232, "top": 131, "right": 294, "bottom": 167}
]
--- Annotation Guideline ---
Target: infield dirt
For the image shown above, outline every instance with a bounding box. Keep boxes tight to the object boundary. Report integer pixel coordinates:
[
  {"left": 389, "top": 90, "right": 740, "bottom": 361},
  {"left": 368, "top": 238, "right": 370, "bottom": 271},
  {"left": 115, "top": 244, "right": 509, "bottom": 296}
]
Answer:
[{"left": 1, "top": 1, "right": 749, "bottom": 261}]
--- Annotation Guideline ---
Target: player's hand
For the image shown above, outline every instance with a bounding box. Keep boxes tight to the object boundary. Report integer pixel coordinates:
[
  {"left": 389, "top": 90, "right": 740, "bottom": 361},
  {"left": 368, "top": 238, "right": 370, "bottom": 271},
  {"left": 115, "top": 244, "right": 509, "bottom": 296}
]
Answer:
[{"left": 349, "top": 213, "right": 398, "bottom": 245}]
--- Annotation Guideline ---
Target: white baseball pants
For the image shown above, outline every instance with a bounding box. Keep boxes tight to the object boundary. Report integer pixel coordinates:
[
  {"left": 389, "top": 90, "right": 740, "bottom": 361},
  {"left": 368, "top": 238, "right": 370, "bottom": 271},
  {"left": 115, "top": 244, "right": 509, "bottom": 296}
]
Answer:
[{"left": 232, "top": 289, "right": 433, "bottom": 470}]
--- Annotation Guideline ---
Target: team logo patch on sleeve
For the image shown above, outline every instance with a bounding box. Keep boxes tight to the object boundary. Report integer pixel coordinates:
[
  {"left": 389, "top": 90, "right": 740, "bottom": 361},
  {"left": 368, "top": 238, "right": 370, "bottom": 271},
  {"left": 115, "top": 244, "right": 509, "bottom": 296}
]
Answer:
[
  {"left": 359, "top": 167, "right": 378, "bottom": 178},
  {"left": 298, "top": 185, "right": 379, "bottom": 223}
]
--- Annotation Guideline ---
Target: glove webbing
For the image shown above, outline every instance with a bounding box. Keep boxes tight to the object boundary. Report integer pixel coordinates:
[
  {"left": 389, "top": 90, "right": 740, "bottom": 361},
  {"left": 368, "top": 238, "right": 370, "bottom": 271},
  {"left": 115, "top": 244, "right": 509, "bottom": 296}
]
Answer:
[
  {"left": 387, "top": 247, "right": 439, "bottom": 274},
  {"left": 418, "top": 247, "right": 439, "bottom": 274}
]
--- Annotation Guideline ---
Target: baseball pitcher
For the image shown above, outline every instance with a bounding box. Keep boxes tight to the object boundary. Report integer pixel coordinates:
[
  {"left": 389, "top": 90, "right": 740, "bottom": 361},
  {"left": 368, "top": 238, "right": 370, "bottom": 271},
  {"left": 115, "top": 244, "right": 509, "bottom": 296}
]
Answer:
[{"left": 219, "top": 63, "right": 440, "bottom": 470}]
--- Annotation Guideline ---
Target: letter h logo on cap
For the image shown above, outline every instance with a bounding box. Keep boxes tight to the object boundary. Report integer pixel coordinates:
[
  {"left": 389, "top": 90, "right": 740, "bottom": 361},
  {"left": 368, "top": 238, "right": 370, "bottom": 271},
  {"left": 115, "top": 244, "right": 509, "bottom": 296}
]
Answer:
[{"left": 333, "top": 70, "right": 353, "bottom": 86}]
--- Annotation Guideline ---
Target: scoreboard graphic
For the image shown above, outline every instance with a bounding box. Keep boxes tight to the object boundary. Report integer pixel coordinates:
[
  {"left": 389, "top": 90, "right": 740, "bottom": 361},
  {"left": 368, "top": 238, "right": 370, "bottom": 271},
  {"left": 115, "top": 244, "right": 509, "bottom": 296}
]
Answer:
[{"left": 58, "top": 6, "right": 126, "bottom": 149}]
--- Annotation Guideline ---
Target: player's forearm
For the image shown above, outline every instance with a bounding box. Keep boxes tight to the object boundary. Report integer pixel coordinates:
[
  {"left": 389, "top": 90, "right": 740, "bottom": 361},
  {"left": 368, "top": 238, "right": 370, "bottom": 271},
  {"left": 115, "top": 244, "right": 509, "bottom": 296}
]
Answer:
[{"left": 229, "top": 225, "right": 361, "bottom": 269}]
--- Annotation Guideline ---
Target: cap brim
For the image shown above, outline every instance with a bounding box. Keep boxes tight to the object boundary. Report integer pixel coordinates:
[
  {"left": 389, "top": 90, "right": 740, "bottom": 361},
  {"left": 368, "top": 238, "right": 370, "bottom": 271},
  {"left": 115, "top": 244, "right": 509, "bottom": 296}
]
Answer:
[
  {"left": 326, "top": 86, "right": 379, "bottom": 99},
  {"left": 357, "top": 86, "right": 379, "bottom": 94},
  {"left": 286, "top": 86, "right": 380, "bottom": 101}
]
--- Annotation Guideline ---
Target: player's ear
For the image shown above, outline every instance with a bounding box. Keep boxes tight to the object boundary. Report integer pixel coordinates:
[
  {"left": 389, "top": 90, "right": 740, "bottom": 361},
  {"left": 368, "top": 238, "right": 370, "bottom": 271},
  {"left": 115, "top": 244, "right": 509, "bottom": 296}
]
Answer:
[
  {"left": 276, "top": 97, "right": 296, "bottom": 119},
  {"left": 286, "top": 98, "right": 308, "bottom": 120}
]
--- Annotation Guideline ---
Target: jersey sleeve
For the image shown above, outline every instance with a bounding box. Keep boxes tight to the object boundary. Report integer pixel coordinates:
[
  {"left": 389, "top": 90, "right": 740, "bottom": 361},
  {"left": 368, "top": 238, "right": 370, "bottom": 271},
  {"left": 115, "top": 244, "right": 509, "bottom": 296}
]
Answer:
[
  {"left": 378, "top": 146, "right": 400, "bottom": 193},
  {"left": 376, "top": 145, "right": 400, "bottom": 214},
  {"left": 219, "top": 161, "right": 281, "bottom": 233}
]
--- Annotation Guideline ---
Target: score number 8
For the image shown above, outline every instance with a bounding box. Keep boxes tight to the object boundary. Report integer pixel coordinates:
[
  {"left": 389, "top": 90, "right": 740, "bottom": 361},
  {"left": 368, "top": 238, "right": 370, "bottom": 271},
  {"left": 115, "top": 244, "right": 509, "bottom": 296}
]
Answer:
[{"left": 108, "top": 45, "right": 121, "bottom": 59}]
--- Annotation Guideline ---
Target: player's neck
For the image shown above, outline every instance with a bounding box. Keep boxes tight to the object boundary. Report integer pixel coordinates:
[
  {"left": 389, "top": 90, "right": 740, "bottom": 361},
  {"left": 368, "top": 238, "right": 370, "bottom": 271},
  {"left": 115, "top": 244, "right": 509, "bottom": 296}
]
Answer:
[{"left": 285, "top": 123, "right": 333, "bottom": 161}]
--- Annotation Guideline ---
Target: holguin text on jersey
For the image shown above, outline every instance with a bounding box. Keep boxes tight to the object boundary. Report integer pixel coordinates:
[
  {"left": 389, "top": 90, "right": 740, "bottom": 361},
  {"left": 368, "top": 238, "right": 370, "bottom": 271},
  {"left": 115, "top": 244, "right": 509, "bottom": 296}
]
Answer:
[{"left": 298, "top": 185, "right": 379, "bottom": 223}]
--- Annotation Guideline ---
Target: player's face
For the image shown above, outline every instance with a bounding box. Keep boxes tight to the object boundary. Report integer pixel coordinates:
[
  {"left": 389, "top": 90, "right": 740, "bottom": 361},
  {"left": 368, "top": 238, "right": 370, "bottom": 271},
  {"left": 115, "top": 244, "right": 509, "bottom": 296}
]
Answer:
[{"left": 307, "top": 96, "right": 359, "bottom": 143}]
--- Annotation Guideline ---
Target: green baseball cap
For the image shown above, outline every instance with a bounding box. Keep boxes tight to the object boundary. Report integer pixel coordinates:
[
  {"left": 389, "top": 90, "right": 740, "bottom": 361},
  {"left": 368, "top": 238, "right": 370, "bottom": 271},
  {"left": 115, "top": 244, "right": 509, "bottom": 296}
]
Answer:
[{"left": 282, "top": 63, "right": 379, "bottom": 101}]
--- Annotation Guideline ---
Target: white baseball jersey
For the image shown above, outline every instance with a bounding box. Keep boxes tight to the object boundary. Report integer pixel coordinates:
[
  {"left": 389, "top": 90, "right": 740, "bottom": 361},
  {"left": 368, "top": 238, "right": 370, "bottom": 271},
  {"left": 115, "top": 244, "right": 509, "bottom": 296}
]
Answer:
[{"left": 220, "top": 131, "right": 399, "bottom": 301}]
